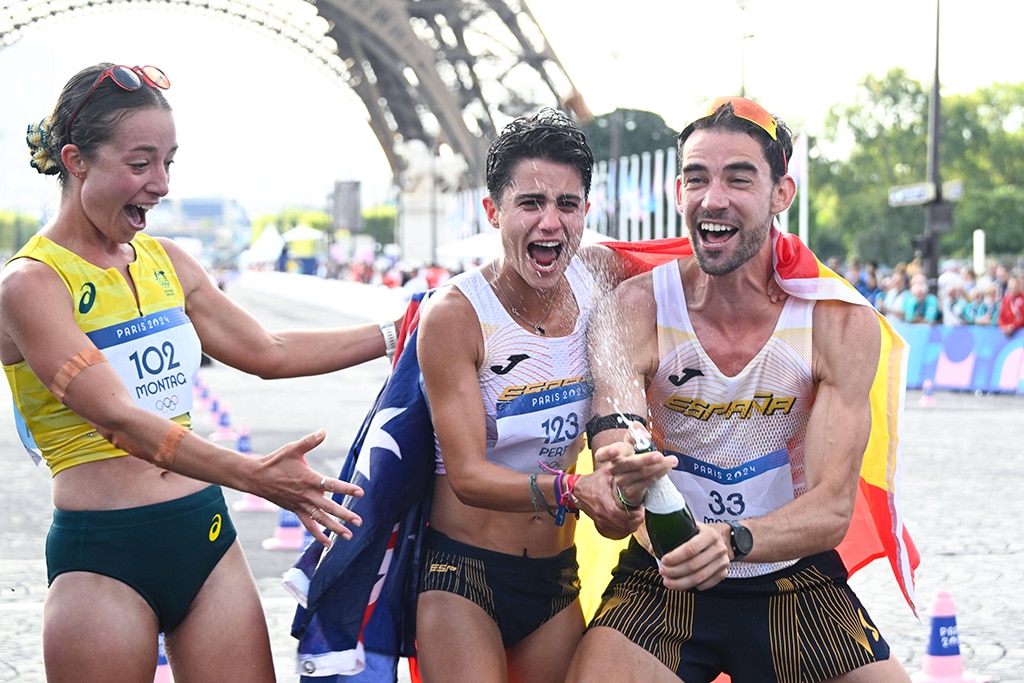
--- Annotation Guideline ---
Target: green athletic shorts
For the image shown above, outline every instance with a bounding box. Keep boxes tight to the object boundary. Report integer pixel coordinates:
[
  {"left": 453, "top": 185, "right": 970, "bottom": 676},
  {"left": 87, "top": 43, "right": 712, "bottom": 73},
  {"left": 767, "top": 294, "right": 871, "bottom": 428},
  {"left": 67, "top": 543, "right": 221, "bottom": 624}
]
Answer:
[
  {"left": 46, "top": 485, "right": 236, "bottom": 632},
  {"left": 588, "top": 538, "right": 892, "bottom": 683}
]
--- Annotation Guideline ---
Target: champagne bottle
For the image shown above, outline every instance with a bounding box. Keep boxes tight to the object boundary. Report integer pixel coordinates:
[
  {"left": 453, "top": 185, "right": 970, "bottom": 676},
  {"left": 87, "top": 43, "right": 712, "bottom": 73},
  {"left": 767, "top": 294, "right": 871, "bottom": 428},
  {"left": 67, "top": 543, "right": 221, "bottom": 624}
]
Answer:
[
  {"left": 644, "top": 476, "right": 698, "bottom": 558},
  {"left": 633, "top": 433, "right": 698, "bottom": 558}
]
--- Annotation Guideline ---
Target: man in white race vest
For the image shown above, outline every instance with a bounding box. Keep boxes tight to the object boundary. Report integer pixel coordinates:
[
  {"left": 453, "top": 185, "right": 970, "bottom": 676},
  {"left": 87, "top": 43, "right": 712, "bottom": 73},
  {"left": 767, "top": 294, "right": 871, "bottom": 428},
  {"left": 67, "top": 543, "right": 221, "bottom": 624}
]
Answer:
[{"left": 569, "top": 97, "right": 914, "bottom": 683}]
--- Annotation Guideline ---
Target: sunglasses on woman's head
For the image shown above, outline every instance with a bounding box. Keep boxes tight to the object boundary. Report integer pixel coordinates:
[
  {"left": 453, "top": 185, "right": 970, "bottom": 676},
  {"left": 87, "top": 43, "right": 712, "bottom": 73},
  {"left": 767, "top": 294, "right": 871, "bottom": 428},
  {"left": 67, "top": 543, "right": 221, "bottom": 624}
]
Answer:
[{"left": 65, "top": 65, "right": 171, "bottom": 139}]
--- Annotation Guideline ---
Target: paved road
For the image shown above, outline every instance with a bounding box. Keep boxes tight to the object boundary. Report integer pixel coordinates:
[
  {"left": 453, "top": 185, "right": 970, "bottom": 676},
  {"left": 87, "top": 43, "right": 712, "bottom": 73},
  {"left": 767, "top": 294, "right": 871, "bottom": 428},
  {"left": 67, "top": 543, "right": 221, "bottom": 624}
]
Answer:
[{"left": 2, "top": 270, "right": 1022, "bottom": 682}]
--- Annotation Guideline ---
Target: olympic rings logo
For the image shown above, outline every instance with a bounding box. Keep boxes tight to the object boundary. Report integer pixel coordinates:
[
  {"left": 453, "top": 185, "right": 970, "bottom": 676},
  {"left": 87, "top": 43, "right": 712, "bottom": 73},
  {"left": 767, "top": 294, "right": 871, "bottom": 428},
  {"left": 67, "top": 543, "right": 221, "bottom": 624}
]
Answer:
[{"left": 155, "top": 395, "right": 180, "bottom": 413}]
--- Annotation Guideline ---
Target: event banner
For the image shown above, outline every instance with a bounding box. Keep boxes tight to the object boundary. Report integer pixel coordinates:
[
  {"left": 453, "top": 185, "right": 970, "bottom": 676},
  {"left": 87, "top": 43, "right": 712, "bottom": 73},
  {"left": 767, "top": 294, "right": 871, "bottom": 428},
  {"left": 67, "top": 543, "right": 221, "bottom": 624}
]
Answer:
[{"left": 894, "top": 322, "right": 1024, "bottom": 394}]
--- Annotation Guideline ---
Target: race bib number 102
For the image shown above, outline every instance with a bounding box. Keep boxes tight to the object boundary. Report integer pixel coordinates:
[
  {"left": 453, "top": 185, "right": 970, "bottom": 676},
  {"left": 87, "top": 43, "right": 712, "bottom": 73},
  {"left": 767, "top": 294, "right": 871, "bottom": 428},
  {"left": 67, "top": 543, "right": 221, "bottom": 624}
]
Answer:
[{"left": 86, "top": 307, "right": 201, "bottom": 417}]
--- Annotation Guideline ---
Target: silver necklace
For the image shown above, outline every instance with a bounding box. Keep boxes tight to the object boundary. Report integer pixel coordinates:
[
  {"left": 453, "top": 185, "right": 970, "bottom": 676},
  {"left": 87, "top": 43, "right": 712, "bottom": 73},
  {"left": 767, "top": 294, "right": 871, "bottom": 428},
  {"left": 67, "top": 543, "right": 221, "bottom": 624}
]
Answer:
[{"left": 491, "top": 268, "right": 556, "bottom": 335}]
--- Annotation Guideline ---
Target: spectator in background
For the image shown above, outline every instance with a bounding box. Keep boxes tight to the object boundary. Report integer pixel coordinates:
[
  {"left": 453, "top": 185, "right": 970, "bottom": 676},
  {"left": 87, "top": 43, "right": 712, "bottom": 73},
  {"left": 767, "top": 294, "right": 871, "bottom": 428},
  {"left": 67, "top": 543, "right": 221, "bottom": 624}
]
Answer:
[
  {"left": 994, "top": 264, "right": 1012, "bottom": 300},
  {"left": 860, "top": 270, "right": 883, "bottom": 309},
  {"left": 424, "top": 263, "right": 452, "bottom": 289},
  {"left": 878, "top": 272, "right": 910, "bottom": 322},
  {"left": 941, "top": 282, "right": 970, "bottom": 326},
  {"left": 976, "top": 258, "right": 1000, "bottom": 292},
  {"left": 903, "top": 274, "right": 941, "bottom": 324},
  {"left": 963, "top": 285, "right": 1000, "bottom": 326},
  {"left": 844, "top": 258, "right": 869, "bottom": 298},
  {"left": 959, "top": 266, "right": 978, "bottom": 295},
  {"left": 997, "top": 275, "right": 1024, "bottom": 336},
  {"left": 401, "top": 264, "right": 430, "bottom": 298},
  {"left": 937, "top": 259, "right": 962, "bottom": 292}
]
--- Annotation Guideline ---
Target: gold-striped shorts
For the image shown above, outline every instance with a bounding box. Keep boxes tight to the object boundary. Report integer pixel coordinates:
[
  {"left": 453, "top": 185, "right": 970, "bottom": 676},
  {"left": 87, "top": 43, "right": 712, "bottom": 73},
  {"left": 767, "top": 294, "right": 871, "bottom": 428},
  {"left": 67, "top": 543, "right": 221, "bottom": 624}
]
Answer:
[{"left": 588, "top": 539, "right": 891, "bottom": 683}]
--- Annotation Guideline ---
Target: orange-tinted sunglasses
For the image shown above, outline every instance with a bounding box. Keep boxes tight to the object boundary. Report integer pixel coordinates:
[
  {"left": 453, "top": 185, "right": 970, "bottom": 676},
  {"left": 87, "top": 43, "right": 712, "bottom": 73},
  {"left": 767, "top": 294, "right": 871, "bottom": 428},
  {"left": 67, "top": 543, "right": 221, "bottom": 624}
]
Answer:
[
  {"left": 698, "top": 96, "right": 778, "bottom": 141},
  {"left": 680, "top": 96, "right": 786, "bottom": 173},
  {"left": 66, "top": 65, "right": 171, "bottom": 138}
]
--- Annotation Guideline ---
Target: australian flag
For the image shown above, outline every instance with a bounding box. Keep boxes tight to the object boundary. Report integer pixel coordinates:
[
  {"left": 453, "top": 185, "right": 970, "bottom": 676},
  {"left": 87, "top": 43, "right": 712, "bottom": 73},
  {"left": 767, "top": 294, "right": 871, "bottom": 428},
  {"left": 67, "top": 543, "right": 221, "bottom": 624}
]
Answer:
[{"left": 286, "top": 291, "right": 434, "bottom": 681}]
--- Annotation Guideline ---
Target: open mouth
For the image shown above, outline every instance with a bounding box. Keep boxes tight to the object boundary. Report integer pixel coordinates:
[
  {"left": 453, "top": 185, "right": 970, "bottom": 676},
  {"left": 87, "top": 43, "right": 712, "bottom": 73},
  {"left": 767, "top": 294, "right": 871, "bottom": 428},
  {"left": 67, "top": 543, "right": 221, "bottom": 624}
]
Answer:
[
  {"left": 699, "top": 222, "right": 737, "bottom": 246},
  {"left": 527, "top": 240, "right": 563, "bottom": 271},
  {"left": 124, "top": 204, "right": 149, "bottom": 230}
]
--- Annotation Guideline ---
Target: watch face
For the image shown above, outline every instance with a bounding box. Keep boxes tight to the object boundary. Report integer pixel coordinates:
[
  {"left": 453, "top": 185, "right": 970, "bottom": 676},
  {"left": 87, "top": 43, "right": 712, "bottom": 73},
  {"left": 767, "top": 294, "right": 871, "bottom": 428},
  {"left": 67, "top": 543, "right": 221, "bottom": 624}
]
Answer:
[{"left": 731, "top": 522, "right": 753, "bottom": 554}]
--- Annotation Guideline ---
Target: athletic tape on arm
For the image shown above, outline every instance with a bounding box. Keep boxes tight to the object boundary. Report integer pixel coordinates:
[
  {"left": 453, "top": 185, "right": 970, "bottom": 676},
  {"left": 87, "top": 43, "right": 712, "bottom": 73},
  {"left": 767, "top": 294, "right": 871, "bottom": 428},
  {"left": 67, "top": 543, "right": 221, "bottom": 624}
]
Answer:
[{"left": 49, "top": 347, "right": 107, "bottom": 402}]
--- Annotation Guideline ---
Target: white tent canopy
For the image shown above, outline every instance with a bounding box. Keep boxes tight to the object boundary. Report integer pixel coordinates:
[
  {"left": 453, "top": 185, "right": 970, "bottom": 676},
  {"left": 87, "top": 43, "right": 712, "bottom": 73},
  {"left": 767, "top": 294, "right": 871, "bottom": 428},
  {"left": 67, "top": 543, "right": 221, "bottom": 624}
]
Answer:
[
  {"left": 281, "top": 224, "right": 326, "bottom": 242},
  {"left": 238, "top": 224, "right": 284, "bottom": 268}
]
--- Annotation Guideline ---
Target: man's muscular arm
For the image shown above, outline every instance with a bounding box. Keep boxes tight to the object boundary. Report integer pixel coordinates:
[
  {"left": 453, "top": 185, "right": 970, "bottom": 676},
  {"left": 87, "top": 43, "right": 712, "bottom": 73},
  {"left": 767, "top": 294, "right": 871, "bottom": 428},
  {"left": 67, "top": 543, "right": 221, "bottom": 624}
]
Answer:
[{"left": 731, "top": 300, "right": 881, "bottom": 563}]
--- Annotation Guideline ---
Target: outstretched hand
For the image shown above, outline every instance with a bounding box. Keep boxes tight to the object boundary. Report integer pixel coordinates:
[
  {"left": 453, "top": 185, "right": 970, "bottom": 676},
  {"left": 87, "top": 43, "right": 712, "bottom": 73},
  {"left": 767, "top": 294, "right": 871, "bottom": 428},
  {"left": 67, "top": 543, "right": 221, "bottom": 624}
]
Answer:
[{"left": 254, "top": 430, "right": 364, "bottom": 546}]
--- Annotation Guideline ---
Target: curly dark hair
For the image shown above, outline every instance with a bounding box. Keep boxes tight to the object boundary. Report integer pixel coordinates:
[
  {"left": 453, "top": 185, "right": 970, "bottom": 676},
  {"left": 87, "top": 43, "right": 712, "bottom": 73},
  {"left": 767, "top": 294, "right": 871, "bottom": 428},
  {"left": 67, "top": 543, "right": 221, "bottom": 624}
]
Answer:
[{"left": 485, "top": 107, "right": 594, "bottom": 205}]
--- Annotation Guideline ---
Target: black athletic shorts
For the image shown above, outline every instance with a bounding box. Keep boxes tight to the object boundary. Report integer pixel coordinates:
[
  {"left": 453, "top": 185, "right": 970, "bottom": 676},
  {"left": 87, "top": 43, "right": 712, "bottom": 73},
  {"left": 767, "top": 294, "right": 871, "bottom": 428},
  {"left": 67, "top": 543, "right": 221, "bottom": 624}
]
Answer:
[
  {"left": 419, "top": 527, "right": 580, "bottom": 647},
  {"left": 589, "top": 538, "right": 892, "bottom": 683}
]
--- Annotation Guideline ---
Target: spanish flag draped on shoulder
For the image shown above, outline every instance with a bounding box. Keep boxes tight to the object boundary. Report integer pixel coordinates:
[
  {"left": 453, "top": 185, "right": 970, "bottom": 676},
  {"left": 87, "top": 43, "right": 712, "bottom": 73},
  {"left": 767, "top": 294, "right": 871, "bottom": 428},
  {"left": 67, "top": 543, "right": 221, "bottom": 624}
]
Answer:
[{"left": 284, "top": 229, "right": 919, "bottom": 682}]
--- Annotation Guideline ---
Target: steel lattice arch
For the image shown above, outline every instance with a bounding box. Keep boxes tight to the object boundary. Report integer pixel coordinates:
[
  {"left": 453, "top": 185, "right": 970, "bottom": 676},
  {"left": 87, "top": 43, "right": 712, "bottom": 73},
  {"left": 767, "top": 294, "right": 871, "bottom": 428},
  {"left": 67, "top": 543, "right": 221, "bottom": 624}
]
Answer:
[{"left": 1, "top": 0, "right": 590, "bottom": 190}]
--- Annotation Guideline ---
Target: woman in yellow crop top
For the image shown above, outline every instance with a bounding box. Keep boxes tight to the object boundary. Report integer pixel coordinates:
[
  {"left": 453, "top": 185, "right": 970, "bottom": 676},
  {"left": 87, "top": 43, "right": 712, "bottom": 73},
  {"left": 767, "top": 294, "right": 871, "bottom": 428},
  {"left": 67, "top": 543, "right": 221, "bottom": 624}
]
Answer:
[{"left": 0, "top": 63, "right": 399, "bottom": 682}]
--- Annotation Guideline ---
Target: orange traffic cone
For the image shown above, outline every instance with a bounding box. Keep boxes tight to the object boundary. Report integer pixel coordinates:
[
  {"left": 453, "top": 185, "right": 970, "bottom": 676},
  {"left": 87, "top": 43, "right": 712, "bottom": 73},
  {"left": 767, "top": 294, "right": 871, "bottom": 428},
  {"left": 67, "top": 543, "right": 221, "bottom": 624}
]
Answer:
[
  {"left": 910, "top": 591, "right": 990, "bottom": 682},
  {"left": 261, "top": 508, "right": 311, "bottom": 551},
  {"left": 231, "top": 428, "right": 277, "bottom": 512},
  {"left": 154, "top": 632, "right": 173, "bottom": 682}
]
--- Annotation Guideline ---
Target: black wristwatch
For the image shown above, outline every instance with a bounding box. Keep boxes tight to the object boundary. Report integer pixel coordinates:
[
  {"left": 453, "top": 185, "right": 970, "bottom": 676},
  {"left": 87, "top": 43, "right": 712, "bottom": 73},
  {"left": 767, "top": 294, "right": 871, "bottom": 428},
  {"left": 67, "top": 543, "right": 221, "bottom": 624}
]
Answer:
[{"left": 727, "top": 520, "right": 753, "bottom": 561}]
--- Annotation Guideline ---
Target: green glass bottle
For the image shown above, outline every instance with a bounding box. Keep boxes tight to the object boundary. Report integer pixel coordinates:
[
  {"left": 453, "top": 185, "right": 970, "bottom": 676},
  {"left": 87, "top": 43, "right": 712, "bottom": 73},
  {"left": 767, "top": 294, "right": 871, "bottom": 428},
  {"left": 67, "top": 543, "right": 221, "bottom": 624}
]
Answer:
[
  {"left": 629, "top": 431, "right": 698, "bottom": 558},
  {"left": 644, "top": 475, "right": 698, "bottom": 558}
]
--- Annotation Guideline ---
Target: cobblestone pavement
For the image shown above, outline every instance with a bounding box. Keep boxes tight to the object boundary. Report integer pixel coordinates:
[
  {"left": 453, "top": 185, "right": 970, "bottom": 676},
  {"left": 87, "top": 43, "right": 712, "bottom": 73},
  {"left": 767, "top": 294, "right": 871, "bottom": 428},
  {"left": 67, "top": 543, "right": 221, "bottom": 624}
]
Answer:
[{"left": 2, "top": 271, "right": 1021, "bottom": 682}]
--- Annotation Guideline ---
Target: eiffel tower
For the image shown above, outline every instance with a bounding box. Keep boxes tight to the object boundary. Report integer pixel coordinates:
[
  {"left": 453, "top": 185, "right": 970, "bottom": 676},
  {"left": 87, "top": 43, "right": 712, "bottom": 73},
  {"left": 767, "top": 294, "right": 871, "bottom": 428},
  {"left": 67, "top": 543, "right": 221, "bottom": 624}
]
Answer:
[{"left": 1, "top": 0, "right": 591, "bottom": 190}]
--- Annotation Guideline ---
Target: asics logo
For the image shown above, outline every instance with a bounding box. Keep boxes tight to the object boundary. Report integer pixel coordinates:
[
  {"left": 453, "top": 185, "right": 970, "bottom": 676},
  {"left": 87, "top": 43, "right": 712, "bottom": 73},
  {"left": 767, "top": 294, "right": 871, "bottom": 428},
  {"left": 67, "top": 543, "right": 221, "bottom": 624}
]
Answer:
[
  {"left": 78, "top": 283, "right": 97, "bottom": 314},
  {"left": 209, "top": 513, "right": 222, "bottom": 542}
]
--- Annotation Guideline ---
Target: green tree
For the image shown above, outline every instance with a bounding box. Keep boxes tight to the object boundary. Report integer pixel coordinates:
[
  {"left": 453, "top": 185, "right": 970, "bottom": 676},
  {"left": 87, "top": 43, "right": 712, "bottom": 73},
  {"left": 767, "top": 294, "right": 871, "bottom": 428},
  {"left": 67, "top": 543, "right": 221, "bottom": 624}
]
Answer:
[
  {"left": 253, "top": 208, "right": 332, "bottom": 235},
  {"left": 938, "top": 84, "right": 1024, "bottom": 258},
  {"left": 812, "top": 69, "right": 930, "bottom": 266},
  {"left": 251, "top": 204, "right": 396, "bottom": 250},
  {"left": 0, "top": 211, "right": 39, "bottom": 257},
  {"left": 811, "top": 71, "right": 1024, "bottom": 266},
  {"left": 361, "top": 204, "right": 397, "bottom": 247}
]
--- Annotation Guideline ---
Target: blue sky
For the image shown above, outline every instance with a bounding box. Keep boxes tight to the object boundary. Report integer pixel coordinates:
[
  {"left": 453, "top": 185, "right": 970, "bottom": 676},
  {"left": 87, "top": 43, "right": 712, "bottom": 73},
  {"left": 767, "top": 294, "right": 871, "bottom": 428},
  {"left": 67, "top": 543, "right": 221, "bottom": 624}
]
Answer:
[{"left": 1, "top": 0, "right": 1020, "bottom": 219}]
